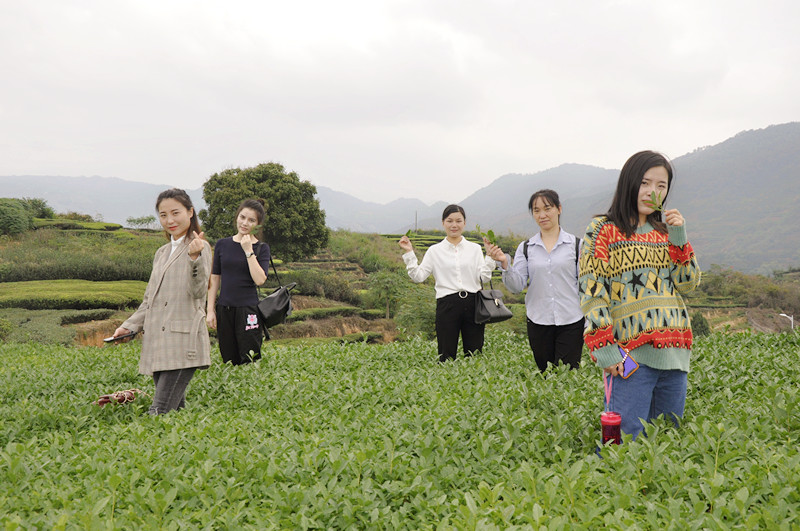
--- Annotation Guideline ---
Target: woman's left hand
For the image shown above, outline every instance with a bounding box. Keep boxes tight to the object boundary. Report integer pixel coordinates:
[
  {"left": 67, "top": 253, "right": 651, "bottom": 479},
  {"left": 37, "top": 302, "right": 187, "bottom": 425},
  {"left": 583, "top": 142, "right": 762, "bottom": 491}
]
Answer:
[
  {"left": 664, "top": 209, "right": 684, "bottom": 227},
  {"left": 187, "top": 231, "right": 205, "bottom": 260}
]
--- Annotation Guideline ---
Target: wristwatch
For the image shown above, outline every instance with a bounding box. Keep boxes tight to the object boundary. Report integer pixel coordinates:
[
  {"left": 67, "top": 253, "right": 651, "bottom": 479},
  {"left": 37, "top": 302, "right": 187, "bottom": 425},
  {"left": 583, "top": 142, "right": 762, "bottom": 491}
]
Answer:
[{"left": 245, "top": 251, "right": 254, "bottom": 258}]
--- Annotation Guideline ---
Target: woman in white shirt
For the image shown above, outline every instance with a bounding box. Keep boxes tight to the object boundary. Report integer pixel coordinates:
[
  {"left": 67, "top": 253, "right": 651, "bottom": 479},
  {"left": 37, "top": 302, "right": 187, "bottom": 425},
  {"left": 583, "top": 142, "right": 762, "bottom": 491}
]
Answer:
[
  {"left": 492, "top": 189, "right": 584, "bottom": 372},
  {"left": 399, "top": 204, "right": 497, "bottom": 362}
]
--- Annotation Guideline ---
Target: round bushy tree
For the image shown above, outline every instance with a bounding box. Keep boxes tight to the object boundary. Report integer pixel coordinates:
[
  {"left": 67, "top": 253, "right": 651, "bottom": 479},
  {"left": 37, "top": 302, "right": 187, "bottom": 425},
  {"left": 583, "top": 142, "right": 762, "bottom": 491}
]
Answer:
[
  {"left": 201, "top": 162, "right": 328, "bottom": 261},
  {"left": 0, "top": 198, "right": 33, "bottom": 236}
]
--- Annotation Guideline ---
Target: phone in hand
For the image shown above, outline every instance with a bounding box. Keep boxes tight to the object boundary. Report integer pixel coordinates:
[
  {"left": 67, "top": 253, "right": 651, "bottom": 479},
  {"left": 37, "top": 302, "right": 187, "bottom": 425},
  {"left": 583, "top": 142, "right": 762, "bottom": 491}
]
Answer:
[
  {"left": 618, "top": 345, "right": 639, "bottom": 379},
  {"left": 104, "top": 331, "right": 137, "bottom": 343}
]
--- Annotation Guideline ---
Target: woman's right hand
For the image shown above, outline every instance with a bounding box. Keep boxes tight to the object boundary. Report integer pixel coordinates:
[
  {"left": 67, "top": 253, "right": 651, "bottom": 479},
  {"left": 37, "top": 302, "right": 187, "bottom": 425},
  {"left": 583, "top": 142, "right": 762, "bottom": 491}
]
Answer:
[
  {"left": 206, "top": 309, "right": 217, "bottom": 330},
  {"left": 483, "top": 240, "right": 508, "bottom": 268},
  {"left": 398, "top": 235, "right": 413, "bottom": 253},
  {"left": 603, "top": 362, "right": 625, "bottom": 377},
  {"left": 112, "top": 327, "right": 133, "bottom": 342}
]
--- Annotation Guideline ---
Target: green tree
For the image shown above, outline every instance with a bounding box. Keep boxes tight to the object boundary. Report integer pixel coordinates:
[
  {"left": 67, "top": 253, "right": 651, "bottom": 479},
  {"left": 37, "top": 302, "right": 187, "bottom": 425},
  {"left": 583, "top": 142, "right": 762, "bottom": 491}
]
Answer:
[
  {"left": 0, "top": 198, "right": 33, "bottom": 236},
  {"left": 201, "top": 162, "right": 328, "bottom": 261},
  {"left": 366, "top": 271, "right": 405, "bottom": 318}
]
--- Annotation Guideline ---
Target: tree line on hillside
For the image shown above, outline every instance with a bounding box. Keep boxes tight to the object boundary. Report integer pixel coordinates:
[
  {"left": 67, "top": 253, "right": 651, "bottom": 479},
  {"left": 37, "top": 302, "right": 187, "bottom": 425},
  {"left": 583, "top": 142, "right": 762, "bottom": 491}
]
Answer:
[{"left": 1, "top": 163, "right": 329, "bottom": 263}]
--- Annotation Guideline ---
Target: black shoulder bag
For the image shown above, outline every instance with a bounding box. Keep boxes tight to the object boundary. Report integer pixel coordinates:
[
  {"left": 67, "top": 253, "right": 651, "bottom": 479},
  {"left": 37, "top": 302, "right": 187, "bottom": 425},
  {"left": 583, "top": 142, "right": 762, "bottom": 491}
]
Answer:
[
  {"left": 257, "top": 253, "right": 297, "bottom": 332},
  {"left": 474, "top": 277, "right": 514, "bottom": 324}
]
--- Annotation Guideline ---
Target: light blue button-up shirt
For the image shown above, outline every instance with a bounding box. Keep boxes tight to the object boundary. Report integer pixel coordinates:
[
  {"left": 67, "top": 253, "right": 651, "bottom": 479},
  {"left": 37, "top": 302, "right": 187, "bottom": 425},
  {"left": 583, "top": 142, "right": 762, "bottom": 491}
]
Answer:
[{"left": 501, "top": 230, "right": 583, "bottom": 326}]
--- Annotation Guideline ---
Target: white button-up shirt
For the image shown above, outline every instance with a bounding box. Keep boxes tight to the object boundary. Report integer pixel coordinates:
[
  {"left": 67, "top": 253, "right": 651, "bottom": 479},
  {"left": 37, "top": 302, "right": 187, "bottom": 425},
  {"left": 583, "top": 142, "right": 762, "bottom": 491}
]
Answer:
[
  {"left": 404, "top": 237, "right": 496, "bottom": 299},
  {"left": 169, "top": 234, "right": 186, "bottom": 257},
  {"left": 501, "top": 230, "right": 583, "bottom": 325}
]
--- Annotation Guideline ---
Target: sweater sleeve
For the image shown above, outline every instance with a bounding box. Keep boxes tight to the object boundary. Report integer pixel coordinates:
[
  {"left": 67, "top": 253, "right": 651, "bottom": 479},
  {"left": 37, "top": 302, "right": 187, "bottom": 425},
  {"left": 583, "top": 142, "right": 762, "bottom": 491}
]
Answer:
[
  {"left": 579, "top": 218, "right": 620, "bottom": 368},
  {"left": 667, "top": 224, "right": 701, "bottom": 295}
]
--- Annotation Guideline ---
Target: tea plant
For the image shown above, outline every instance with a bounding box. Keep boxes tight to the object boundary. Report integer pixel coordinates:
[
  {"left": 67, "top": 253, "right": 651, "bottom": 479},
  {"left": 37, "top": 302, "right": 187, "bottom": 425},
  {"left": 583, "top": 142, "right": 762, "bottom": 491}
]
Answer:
[{"left": 1, "top": 332, "right": 798, "bottom": 528}]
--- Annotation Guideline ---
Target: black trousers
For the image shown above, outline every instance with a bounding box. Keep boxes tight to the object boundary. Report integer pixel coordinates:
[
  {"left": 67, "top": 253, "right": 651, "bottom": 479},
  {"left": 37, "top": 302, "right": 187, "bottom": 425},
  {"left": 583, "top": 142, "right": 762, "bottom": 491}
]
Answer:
[
  {"left": 527, "top": 317, "right": 585, "bottom": 372},
  {"left": 216, "top": 304, "right": 263, "bottom": 365},
  {"left": 435, "top": 292, "right": 485, "bottom": 363},
  {"left": 150, "top": 368, "right": 197, "bottom": 415}
]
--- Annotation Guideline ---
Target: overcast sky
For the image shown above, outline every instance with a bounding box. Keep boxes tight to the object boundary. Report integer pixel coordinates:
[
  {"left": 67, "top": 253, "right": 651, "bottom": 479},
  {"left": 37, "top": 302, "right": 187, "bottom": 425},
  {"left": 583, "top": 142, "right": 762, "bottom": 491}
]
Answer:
[{"left": 2, "top": 1, "right": 798, "bottom": 204}]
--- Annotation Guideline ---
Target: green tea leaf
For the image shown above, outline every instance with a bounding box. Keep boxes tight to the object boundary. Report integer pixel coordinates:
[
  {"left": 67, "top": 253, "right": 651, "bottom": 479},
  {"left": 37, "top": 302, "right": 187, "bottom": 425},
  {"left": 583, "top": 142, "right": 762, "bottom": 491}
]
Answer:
[{"left": 643, "top": 191, "right": 664, "bottom": 211}]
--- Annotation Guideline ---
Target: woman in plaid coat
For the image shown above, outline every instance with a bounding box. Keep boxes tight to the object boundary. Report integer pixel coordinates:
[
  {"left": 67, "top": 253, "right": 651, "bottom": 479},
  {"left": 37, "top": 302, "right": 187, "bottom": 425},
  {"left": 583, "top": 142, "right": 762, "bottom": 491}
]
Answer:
[{"left": 111, "top": 188, "right": 212, "bottom": 415}]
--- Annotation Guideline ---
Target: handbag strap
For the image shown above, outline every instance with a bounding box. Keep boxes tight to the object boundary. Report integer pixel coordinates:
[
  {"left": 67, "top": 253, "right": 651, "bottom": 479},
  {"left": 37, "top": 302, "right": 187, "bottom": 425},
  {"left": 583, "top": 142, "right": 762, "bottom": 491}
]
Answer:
[
  {"left": 258, "top": 242, "right": 283, "bottom": 288},
  {"left": 479, "top": 277, "right": 496, "bottom": 291},
  {"left": 269, "top": 256, "right": 283, "bottom": 288}
]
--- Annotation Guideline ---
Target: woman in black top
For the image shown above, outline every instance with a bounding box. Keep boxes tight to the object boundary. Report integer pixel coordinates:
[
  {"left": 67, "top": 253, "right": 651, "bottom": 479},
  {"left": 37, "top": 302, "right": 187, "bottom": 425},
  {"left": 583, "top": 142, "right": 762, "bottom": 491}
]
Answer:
[{"left": 206, "top": 199, "right": 271, "bottom": 365}]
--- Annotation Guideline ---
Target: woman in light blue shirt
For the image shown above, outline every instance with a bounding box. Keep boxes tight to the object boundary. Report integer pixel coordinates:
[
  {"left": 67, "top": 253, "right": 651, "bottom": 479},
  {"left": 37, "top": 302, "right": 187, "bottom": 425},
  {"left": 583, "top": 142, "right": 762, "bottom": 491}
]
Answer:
[{"left": 493, "top": 189, "right": 584, "bottom": 372}]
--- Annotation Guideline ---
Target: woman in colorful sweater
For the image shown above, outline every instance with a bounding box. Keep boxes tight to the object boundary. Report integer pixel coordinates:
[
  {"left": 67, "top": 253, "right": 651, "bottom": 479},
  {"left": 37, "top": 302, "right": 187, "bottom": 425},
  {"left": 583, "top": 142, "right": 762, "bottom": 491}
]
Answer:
[{"left": 579, "top": 150, "right": 701, "bottom": 439}]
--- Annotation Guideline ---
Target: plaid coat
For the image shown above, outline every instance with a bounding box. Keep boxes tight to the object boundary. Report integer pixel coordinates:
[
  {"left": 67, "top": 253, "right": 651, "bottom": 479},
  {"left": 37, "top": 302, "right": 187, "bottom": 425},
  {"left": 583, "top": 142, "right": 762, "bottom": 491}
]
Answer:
[{"left": 122, "top": 238, "right": 212, "bottom": 375}]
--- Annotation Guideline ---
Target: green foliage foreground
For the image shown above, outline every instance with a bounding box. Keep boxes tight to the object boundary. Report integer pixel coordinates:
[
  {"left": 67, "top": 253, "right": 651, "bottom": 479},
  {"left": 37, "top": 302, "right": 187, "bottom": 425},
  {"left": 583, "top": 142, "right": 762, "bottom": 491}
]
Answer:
[{"left": 1, "top": 332, "right": 798, "bottom": 528}]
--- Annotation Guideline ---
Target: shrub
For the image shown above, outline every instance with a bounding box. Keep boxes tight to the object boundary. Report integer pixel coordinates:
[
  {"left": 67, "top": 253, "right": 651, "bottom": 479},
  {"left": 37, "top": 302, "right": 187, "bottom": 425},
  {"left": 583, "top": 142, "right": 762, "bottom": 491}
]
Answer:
[
  {"left": 0, "top": 198, "right": 33, "bottom": 236},
  {"left": 394, "top": 282, "right": 437, "bottom": 340},
  {"left": 0, "top": 318, "right": 12, "bottom": 341},
  {"left": 691, "top": 310, "right": 711, "bottom": 336},
  {"left": 58, "top": 211, "right": 94, "bottom": 222},
  {"left": 18, "top": 197, "right": 55, "bottom": 219}
]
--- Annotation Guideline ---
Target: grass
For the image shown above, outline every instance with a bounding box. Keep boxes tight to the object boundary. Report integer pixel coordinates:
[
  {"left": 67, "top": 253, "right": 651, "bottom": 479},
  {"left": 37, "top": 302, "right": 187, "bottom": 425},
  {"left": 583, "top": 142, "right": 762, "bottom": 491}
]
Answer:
[{"left": 2, "top": 331, "right": 798, "bottom": 528}]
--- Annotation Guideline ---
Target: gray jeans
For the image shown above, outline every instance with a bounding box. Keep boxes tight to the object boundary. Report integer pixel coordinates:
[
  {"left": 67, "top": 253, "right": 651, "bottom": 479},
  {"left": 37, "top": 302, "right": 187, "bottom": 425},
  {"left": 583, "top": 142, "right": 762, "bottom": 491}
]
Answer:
[{"left": 149, "top": 368, "right": 197, "bottom": 415}]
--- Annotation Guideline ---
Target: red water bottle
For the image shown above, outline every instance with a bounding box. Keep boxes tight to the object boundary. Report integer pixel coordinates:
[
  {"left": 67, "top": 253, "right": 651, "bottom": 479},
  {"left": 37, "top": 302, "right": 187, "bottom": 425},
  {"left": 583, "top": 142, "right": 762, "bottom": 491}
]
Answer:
[{"left": 601, "top": 411, "right": 621, "bottom": 445}]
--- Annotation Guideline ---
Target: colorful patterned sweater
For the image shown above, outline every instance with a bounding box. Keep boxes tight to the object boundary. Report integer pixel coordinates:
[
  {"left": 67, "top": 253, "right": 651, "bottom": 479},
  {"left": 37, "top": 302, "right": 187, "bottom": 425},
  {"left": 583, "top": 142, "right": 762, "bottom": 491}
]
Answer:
[{"left": 579, "top": 217, "right": 701, "bottom": 371}]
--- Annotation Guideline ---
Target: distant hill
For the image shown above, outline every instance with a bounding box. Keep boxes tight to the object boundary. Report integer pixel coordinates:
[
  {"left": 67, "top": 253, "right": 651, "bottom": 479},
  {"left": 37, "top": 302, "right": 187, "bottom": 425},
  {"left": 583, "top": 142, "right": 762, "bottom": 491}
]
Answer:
[
  {"left": 2, "top": 122, "right": 798, "bottom": 274},
  {"left": 0, "top": 175, "right": 205, "bottom": 225},
  {"left": 403, "top": 123, "right": 800, "bottom": 275}
]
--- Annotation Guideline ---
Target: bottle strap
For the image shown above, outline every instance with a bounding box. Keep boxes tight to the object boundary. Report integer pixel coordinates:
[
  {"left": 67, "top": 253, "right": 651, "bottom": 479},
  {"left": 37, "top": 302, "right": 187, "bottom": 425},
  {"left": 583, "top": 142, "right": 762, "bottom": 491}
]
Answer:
[{"left": 603, "top": 373, "right": 613, "bottom": 412}]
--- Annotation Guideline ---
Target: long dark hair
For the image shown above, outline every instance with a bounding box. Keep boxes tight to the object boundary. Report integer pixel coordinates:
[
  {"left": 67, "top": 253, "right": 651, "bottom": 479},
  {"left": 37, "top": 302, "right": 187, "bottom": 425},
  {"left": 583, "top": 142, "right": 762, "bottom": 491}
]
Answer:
[
  {"left": 441, "top": 204, "right": 466, "bottom": 221},
  {"left": 236, "top": 198, "right": 266, "bottom": 240},
  {"left": 606, "top": 151, "right": 673, "bottom": 237},
  {"left": 155, "top": 188, "right": 202, "bottom": 241}
]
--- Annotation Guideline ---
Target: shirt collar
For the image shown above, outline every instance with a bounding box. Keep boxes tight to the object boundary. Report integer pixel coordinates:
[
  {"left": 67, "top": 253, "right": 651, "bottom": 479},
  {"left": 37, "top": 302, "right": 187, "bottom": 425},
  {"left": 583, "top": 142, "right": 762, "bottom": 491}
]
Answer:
[
  {"left": 531, "top": 229, "right": 569, "bottom": 248},
  {"left": 444, "top": 236, "right": 465, "bottom": 248},
  {"left": 171, "top": 235, "right": 186, "bottom": 248}
]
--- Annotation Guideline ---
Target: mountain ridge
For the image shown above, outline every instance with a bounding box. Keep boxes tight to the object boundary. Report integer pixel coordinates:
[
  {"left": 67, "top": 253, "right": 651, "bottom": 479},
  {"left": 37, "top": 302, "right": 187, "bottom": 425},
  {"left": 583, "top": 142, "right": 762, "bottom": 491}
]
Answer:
[{"left": 2, "top": 122, "right": 798, "bottom": 274}]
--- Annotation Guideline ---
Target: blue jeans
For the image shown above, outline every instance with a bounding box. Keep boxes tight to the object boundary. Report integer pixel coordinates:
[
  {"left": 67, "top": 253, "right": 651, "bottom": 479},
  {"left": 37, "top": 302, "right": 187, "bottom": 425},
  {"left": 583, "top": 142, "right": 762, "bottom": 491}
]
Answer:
[{"left": 607, "top": 365, "right": 687, "bottom": 439}]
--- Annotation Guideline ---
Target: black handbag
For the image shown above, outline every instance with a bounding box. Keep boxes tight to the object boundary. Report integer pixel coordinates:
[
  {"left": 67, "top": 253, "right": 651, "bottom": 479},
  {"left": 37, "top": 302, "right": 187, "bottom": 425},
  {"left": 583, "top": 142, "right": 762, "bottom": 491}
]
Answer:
[
  {"left": 474, "top": 278, "right": 513, "bottom": 324},
  {"left": 257, "top": 255, "right": 296, "bottom": 330}
]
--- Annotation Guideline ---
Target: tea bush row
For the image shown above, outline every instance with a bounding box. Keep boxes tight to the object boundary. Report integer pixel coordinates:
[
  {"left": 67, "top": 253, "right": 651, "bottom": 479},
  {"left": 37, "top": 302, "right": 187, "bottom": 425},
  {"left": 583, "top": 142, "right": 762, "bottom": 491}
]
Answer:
[
  {"left": 0, "top": 280, "right": 146, "bottom": 310},
  {"left": 0, "top": 229, "right": 163, "bottom": 282},
  {"left": 287, "top": 306, "right": 384, "bottom": 322},
  {"left": 0, "top": 308, "right": 117, "bottom": 345},
  {"left": 2, "top": 332, "right": 797, "bottom": 528}
]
